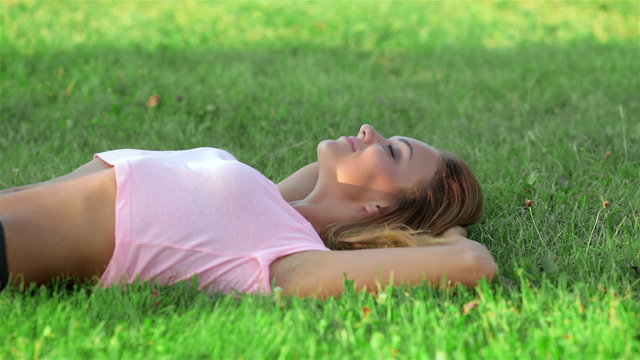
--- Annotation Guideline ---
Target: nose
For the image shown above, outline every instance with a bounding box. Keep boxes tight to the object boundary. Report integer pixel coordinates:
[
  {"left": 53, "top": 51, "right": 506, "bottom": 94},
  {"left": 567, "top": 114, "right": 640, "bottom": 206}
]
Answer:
[{"left": 358, "top": 124, "right": 386, "bottom": 145}]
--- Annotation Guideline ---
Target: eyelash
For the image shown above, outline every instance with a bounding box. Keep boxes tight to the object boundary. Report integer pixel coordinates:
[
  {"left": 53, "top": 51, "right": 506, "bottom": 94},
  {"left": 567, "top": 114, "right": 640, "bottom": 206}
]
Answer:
[{"left": 387, "top": 143, "right": 395, "bottom": 159}]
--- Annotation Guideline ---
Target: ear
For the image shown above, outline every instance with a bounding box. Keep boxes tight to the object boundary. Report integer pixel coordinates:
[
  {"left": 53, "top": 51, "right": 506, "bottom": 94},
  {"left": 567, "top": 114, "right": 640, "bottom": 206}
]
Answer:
[{"left": 363, "top": 201, "right": 389, "bottom": 215}]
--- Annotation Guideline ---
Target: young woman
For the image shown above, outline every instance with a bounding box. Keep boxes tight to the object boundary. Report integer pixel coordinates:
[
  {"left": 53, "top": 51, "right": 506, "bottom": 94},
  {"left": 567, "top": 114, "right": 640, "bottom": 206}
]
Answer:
[{"left": 0, "top": 124, "right": 497, "bottom": 298}]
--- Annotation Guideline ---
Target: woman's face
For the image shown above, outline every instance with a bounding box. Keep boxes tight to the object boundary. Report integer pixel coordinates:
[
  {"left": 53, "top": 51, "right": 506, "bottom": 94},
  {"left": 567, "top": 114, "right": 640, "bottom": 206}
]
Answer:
[{"left": 317, "top": 124, "right": 442, "bottom": 201}]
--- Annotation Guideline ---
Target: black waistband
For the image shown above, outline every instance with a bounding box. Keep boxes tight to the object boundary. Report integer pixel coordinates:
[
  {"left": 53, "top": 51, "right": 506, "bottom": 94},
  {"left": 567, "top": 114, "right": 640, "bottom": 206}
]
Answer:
[{"left": 0, "top": 219, "right": 8, "bottom": 291}]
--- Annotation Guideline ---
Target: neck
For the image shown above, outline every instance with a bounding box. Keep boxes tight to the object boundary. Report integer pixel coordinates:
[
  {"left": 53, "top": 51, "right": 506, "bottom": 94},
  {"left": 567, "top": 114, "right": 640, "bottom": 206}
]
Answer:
[
  {"left": 289, "top": 192, "right": 360, "bottom": 235},
  {"left": 288, "top": 200, "right": 332, "bottom": 235},
  {"left": 286, "top": 177, "right": 386, "bottom": 234}
]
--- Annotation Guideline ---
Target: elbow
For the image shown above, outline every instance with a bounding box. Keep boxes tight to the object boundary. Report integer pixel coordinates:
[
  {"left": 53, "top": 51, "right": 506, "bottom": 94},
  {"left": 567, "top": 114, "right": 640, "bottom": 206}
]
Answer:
[
  {"left": 464, "top": 251, "right": 498, "bottom": 286},
  {"left": 481, "top": 256, "right": 499, "bottom": 282}
]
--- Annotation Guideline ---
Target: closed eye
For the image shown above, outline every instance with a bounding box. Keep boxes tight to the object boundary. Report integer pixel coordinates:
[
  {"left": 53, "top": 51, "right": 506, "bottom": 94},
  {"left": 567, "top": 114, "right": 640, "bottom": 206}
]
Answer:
[{"left": 387, "top": 143, "right": 395, "bottom": 159}]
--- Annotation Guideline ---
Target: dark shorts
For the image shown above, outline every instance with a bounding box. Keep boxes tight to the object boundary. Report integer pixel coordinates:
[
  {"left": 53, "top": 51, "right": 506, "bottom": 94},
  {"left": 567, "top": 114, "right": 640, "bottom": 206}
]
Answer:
[{"left": 0, "top": 219, "right": 8, "bottom": 291}]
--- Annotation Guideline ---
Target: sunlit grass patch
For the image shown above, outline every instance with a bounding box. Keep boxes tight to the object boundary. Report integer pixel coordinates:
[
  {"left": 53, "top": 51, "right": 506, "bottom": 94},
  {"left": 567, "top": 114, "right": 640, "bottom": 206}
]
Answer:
[{"left": 2, "top": 0, "right": 638, "bottom": 54}]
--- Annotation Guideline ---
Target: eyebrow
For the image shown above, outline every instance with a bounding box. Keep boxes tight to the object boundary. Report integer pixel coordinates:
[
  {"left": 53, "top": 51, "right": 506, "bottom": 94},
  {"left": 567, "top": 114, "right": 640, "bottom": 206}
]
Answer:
[{"left": 399, "top": 138, "right": 413, "bottom": 160}]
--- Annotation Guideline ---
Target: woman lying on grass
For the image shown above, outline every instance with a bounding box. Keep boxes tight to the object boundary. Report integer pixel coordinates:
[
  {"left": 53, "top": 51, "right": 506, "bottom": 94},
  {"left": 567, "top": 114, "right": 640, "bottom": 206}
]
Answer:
[{"left": 0, "top": 124, "right": 497, "bottom": 297}]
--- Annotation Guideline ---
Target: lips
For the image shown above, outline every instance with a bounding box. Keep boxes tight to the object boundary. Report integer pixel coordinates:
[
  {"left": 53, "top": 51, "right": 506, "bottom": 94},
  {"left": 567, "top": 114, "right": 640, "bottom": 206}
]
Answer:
[{"left": 343, "top": 136, "right": 356, "bottom": 152}]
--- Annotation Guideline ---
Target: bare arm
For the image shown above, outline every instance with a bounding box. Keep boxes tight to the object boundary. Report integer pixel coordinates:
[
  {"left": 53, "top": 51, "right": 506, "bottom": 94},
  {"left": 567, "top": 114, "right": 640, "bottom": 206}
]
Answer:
[
  {"left": 1, "top": 158, "right": 110, "bottom": 195},
  {"left": 275, "top": 233, "right": 497, "bottom": 298},
  {"left": 277, "top": 162, "right": 319, "bottom": 202}
]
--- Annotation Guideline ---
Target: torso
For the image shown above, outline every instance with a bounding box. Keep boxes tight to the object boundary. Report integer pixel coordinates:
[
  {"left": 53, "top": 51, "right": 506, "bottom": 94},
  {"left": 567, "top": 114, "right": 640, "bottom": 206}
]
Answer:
[
  {"left": 0, "top": 168, "right": 117, "bottom": 283},
  {"left": 0, "top": 164, "right": 318, "bottom": 291}
]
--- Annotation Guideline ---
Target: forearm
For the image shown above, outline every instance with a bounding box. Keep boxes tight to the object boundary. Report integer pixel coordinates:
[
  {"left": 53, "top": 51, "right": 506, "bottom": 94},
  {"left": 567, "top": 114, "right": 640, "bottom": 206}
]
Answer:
[
  {"left": 277, "top": 162, "right": 319, "bottom": 202},
  {"left": 289, "top": 236, "right": 498, "bottom": 298}
]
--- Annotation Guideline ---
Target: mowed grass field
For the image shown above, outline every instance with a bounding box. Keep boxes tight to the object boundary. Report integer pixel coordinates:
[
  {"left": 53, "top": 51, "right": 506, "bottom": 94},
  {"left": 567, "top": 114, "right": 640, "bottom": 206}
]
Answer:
[{"left": 1, "top": 1, "right": 639, "bottom": 358}]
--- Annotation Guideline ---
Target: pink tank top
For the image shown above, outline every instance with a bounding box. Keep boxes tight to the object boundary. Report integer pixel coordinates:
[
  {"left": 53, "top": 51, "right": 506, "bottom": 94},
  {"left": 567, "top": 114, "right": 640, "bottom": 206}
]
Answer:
[{"left": 94, "top": 148, "right": 329, "bottom": 294}]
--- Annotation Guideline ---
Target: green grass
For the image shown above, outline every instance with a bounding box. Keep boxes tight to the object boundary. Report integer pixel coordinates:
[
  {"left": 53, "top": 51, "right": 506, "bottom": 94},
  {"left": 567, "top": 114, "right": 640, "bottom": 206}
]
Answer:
[{"left": 1, "top": 0, "right": 639, "bottom": 358}]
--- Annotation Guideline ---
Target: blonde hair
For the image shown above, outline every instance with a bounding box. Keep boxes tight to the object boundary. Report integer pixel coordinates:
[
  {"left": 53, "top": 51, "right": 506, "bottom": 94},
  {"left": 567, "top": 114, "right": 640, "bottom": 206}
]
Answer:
[{"left": 320, "top": 151, "right": 483, "bottom": 250}]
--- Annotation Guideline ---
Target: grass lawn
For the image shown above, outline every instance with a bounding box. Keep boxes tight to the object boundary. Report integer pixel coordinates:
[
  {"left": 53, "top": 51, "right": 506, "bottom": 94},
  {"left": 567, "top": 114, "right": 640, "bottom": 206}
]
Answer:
[{"left": 1, "top": 1, "right": 639, "bottom": 358}]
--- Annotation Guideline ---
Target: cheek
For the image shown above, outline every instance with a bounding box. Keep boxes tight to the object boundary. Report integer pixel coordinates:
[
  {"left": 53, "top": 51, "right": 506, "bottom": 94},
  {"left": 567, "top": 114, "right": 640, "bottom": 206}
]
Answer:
[
  {"left": 361, "top": 151, "right": 399, "bottom": 189},
  {"left": 363, "top": 149, "right": 394, "bottom": 173},
  {"left": 337, "top": 150, "right": 396, "bottom": 186}
]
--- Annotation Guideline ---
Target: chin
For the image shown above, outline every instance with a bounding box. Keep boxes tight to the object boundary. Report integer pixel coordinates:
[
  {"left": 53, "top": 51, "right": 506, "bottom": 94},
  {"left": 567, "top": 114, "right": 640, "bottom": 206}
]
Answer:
[
  {"left": 317, "top": 139, "right": 334, "bottom": 150},
  {"left": 316, "top": 139, "right": 342, "bottom": 168},
  {"left": 317, "top": 139, "right": 341, "bottom": 156}
]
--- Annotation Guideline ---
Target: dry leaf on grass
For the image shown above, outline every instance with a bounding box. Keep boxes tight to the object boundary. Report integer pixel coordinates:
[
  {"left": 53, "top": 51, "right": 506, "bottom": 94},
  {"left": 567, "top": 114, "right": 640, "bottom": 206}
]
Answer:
[
  {"left": 362, "top": 306, "right": 372, "bottom": 319},
  {"left": 146, "top": 94, "right": 161, "bottom": 109},
  {"left": 462, "top": 300, "right": 479, "bottom": 315}
]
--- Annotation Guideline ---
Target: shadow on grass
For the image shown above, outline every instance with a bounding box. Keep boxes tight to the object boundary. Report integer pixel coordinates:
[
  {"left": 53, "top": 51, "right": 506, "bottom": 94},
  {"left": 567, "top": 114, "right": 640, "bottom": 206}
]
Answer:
[{"left": 3, "top": 42, "right": 637, "bottom": 128}]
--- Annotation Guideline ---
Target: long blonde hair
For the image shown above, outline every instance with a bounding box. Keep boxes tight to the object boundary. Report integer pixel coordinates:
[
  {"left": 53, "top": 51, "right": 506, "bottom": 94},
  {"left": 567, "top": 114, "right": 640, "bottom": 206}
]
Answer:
[{"left": 320, "top": 151, "right": 483, "bottom": 250}]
